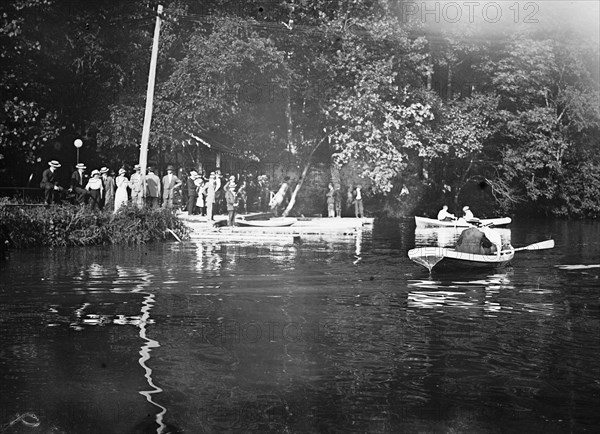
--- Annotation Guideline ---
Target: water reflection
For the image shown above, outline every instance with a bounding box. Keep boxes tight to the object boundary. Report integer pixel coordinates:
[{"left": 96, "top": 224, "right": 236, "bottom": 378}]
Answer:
[{"left": 407, "top": 272, "right": 513, "bottom": 314}]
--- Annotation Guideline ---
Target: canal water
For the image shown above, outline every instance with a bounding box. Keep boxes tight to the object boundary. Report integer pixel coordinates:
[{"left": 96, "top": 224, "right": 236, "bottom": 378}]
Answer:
[{"left": 0, "top": 219, "right": 599, "bottom": 433}]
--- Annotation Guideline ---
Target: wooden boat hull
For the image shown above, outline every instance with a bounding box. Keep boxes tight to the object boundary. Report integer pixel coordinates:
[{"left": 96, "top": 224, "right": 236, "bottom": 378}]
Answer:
[
  {"left": 415, "top": 216, "right": 512, "bottom": 228},
  {"left": 235, "top": 217, "right": 297, "bottom": 227},
  {"left": 408, "top": 246, "right": 515, "bottom": 272}
]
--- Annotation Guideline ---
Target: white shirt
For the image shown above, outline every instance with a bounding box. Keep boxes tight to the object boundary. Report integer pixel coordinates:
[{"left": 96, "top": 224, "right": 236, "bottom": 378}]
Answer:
[
  {"left": 481, "top": 226, "right": 503, "bottom": 256},
  {"left": 437, "top": 208, "right": 455, "bottom": 220}
]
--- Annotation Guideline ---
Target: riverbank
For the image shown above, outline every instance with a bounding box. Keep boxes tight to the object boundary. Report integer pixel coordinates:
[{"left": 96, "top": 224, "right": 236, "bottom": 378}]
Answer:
[{"left": 0, "top": 202, "right": 188, "bottom": 249}]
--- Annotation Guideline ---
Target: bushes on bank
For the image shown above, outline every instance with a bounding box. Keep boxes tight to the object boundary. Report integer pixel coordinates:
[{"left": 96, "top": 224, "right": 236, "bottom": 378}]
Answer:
[{"left": 0, "top": 201, "right": 188, "bottom": 249}]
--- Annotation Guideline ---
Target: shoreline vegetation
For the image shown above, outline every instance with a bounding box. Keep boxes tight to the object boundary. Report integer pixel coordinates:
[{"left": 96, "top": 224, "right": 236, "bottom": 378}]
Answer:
[{"left": 0, "top": 201, "right": 189, "bottom": 250}]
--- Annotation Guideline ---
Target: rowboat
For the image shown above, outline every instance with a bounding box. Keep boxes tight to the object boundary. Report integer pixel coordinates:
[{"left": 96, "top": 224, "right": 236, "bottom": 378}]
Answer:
[
  {"left": 408, "top": 246, "right": 515, "bottom": 272},
  {"left": 415, "top": 216, "right": 512, "bottom": 228},
  {"left": 235, "top": 217, "right": 297, "bottom": 227},
  {"left": 408, "top": 240, "right": 554, "bottom": 272}
]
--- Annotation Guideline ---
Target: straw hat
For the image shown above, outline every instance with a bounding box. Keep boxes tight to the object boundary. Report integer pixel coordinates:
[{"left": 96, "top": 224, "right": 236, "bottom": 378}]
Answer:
[
  {"left": 91, "top": 169, "right": 100, "bottom": 176},
  {"left": 75, "top": 163, "right": 86, "bottom": 170},
  {"left": 463, "top": 206, "right": 470, "bottom": 212},
  {"left": 119, "top": 168, "right": 126, "bottom": 175},
  {"left": 134, "top": 164, "right": 141, "bottom": 170},
  {"left": 48, "top": 160, "right": 61, "bottom": 168},
  {"left": 100, "top": 167, "right": 109, "bottom": 174}
]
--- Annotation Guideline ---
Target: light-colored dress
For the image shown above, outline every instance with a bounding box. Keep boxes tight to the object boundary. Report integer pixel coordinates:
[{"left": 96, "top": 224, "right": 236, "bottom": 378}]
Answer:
[{"left": 114, "top": 175, "right": 130, "bottom": 213}]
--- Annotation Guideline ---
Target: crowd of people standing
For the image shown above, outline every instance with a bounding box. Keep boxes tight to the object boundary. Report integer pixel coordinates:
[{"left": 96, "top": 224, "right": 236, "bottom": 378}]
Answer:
[
  {"left": 40, "top": 159, "right": 369, "bottom": 221},
  {"left": 40, "top": 159, "right": 184, "bottom": 213}
]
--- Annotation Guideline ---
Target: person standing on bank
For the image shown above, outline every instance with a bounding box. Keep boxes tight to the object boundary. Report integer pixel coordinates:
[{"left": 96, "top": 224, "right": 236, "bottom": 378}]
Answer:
[
  {"left": 205, "top": 172, "right": 218, "bottom": 221},
  {"left": 100, "top": 167, "right": 115, "bottom": 211},
  {"left": 162, "top": 165, "right": 182, "bottom": 209},
  {"left": 186, "top": 170, "right": 199, "bottom": 215},
  {"left": 326, "top": 183, "right": 335, "bottom": 218},
  {"left": 334, "top": 185, "right": 342, "bottom": 217},
  {"left": 130, "top": 164, "right": 145, "bottom": 208},
  {"left": 225, "top": 181, "right": 238, "bottom": 226},
  {"left": 354, "top": 184, "right": 364, "bottom": 218},
  {"left": 40, "top": 160, "right": 63, "bottom": 205},
  {"left": 114, "top": 168, "right": 130, "bottom": 213},
  {"left": 145, "top": 166, "right": 161, "bottom": 209},
  {"left": 85, "top": 169, "right": 104, "bottom": 211},
  {"left": 71, "top": 163, "right": 89, "bottom": 205}
]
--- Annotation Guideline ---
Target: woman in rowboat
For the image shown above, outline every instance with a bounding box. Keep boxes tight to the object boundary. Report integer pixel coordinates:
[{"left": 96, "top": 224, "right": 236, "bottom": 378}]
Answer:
[{"left": 462, "top": 206, "right": 475, "bottom": 220}]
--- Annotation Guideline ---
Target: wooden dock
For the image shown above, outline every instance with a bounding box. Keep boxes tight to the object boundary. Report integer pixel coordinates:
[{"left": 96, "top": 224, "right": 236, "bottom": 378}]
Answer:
[{"left": 178, "top": 213, "right": 374, "bottom": 243}]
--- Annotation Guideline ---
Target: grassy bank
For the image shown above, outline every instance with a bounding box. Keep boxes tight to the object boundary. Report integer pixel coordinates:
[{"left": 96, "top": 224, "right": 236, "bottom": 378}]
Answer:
[{"left": 0, "top": 202, "right": 188, "bottom": 249}]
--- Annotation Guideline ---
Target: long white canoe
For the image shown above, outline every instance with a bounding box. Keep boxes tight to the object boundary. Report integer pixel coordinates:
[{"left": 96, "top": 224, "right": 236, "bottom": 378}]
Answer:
[
  {"left": 415, "top": 216, "right": 512, "bottom": 228},
  {"left": 235, "top": 217, "right": 298, "bottom": 227}
]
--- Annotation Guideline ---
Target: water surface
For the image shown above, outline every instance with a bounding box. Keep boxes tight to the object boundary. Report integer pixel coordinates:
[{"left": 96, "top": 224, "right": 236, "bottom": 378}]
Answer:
[{"left": 1, "top": 219, "right": 599, "bottom": 433}]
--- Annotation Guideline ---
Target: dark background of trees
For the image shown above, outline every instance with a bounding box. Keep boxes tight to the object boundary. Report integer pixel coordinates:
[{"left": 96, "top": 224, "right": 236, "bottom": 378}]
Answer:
[{"left": 1, "top": 0, "right": 598, "bottom": 217}]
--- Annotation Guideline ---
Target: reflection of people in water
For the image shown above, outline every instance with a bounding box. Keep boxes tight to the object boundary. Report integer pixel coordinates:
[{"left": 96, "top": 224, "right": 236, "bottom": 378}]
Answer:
[{"left": 437, "top": 205, "right": 456, "bottom": 221}]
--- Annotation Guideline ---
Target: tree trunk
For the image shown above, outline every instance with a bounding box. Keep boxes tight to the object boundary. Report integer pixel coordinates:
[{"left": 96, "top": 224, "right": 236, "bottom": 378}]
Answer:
[{"left": 282, "top": 135, "right": 330, "bottom": 217}]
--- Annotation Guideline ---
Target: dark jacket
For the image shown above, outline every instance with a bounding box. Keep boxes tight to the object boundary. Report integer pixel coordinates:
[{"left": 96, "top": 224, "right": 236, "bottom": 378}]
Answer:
[{"left": 225, "top": 189, "right": 237, "bottom": 211}]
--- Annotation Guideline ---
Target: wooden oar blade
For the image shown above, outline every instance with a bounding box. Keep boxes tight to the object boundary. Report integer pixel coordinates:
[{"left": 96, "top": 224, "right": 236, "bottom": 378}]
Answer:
[{"left": 514, "top": 239, "right": 555, "bottom": 252}]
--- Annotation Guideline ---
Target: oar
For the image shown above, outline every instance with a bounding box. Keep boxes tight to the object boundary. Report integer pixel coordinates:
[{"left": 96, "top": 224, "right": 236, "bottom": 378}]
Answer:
[{"left": 511, "top": 239, "right": 555, "bottom": 252}]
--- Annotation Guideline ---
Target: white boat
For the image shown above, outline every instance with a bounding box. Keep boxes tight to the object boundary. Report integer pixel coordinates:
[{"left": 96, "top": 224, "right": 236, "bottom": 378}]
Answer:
[
  {"left": 235, "top": 217, "right": 297, "bottom": 227},
  {"left": 415, "top": 216, "right": 512, "bottom": 228},
  {"left": 408, "top": 246, "right": 515, "bottom": 272},
  {"left": 408, "top": 239, "right": 554, "bottom": 272}
]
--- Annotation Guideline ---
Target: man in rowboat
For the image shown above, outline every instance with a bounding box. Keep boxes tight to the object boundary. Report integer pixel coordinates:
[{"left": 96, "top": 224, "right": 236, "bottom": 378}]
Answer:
[
  {"left": 437, "top": 205, "right": 456, "bottom": 221},
  {"left": 456, "top": 227, "right": 495, "bottom": 255}
]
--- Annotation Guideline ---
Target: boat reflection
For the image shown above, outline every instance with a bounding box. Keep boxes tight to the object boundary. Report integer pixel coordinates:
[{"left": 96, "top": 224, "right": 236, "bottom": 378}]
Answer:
[
  {"left": 415, "top": 227, "right": 512, "bottom": 247},
  {"left": 407, "top": 271, "right": 514, "bottom": 314}
]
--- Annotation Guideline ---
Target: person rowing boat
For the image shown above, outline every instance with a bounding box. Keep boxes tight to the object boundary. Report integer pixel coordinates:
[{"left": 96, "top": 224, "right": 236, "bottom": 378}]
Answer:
[{"left": 437, "top": 205, "right": 456, "bottom": 221}]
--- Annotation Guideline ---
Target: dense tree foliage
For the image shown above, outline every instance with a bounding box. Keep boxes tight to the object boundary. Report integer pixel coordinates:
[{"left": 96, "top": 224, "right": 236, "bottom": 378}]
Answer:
[{"left": 1, "top": 0, "right": 598, "bottom": 217}]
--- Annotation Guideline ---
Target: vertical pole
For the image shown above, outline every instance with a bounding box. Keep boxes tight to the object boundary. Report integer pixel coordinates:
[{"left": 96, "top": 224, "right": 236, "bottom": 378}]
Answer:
[{"left": 139, "top": 4, "right": 163, "bottom": 174}]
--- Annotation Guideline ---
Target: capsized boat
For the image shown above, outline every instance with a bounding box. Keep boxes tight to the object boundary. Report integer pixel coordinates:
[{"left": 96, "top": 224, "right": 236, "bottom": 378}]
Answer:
[
  {"left": 415, "top": 216, "right": 512, "bottom": 228},
  {"left": 408, "top": 246, "right": 515, "bottom": 272}
]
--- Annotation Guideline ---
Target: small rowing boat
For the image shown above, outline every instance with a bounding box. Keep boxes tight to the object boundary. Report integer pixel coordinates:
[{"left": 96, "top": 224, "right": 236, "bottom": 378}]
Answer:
[
  {"left": 235, "top": 217, "right": 297, "bottom": 227},
  {"left": 408, "top": 246, "right": 515, "bottom": 272},
  {"left": 415, "top": 216, "right": 512, "bottom": 228},
  {"left": 408, "top": 240, "right": 554, "bottom": 272}
]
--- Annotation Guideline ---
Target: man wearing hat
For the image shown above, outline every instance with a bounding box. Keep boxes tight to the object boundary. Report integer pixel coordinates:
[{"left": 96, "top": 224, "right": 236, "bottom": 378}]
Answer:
[
  {"left": 225, "top": 180, "right": 238, "bottom": 226},
  {"left": 186, "top": 170, "right": 199, "bottom": 215},
  {"left": 162, "top": 165, "right": 182, "bottom": 209},
  {"left": 40, "top": 160, "right": 63, "bottom": 205},
  {"left": 100, "top": 167, "right": 115, "bottom": 211},
  {"left": 130, "top": 164, "right": 145, "bottom": 208},
  {"left": 145, "top": 166, "right": 161, "bottom": 209},
  {"left": 71, "top": 162, "right": 89, "bottom": 205},
  {"left": 462, "top": 206, "right": 475, "bottom": 221}
]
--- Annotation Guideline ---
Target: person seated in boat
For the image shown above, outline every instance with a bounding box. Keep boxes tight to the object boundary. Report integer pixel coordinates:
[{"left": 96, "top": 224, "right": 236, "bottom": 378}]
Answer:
[
  {"left": 462, "top": 206, "right": 475, "bottom": 220},
  {"left": 455, "top": 227, "right": 496, "bottom": 255},
  {"left": 437, "top": 205, "right": 456, "bottom": 221}
]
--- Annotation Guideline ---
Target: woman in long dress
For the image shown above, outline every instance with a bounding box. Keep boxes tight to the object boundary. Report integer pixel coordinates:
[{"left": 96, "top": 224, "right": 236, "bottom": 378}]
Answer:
[{"left": 114, "top": 168, "right": 130, "bottom": 213}]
